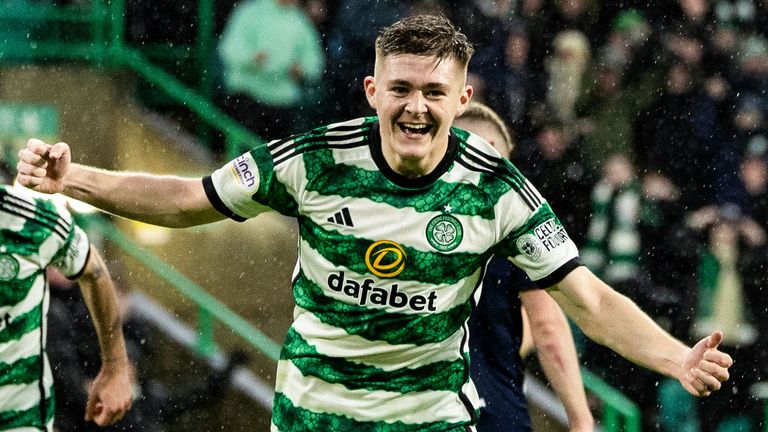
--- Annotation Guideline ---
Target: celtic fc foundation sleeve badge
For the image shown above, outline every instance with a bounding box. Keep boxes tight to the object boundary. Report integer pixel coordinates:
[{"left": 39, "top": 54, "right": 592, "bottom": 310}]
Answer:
[
  {"left": 0, "top": 253, "right": 20, "bottom": 281},
  {"left": 426, "top": 214, "right": 464, "bottom": 252}
]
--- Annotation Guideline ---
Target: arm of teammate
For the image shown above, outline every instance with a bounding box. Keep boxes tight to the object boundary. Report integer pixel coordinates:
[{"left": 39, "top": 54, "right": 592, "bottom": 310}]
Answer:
[
  {"left": 77, "top": 246, "right": 132, "bottom": 426},
  {"left": 520, "top": 290, "right": 594, "bottom": 432},
  {"left": 547, "top": 266, "right": 733, "bottom": 397},
  {"left": 17, "top": 139, "right": 226, "bottom": 227}
]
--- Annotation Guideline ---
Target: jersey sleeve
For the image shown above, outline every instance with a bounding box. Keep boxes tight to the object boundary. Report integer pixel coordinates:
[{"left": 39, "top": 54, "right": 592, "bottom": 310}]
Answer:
[
  {"left": 494, "top": 179, "right": 581, "bottom": 288},
  {"left": 204, "top": 142, "right": 302, "bottom": 220},
  {"left": 51, "top": 224, "right": 91, "bottom": 279}
]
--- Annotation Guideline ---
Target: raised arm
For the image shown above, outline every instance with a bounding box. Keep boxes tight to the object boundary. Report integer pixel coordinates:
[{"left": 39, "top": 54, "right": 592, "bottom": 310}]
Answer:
[
  {"left": 547, "top": 266, "right": 732, "bottom": 397},
  {"left": 17, "top": 139, "right": 225, "bottom": 227},
  {"left": 76, "top": 246, "right": 132, "bottom": 426},
  {"left": 520, "top": 290, "right": 594, "bottom": 432}
]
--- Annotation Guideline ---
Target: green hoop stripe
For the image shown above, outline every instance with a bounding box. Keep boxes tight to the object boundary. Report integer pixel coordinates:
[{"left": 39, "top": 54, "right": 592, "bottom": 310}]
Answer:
[
  {"left": 298, "top": 218, "right": 487, "bottom": 286},
  {"left": 281, "top": 328, "right": 467, "bottom": 393},
  {"left": 272, "top": 392, "right": 470, "bottom": 432},
  {"left": 0, "top": 355, "right": 40, "bottom": 386},
  {"left": 293, "top": 271, "right": 473, "bottom": 345}
]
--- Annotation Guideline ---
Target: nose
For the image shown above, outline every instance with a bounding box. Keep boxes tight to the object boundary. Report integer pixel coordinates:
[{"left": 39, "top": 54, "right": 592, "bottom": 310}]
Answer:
[{"left": 404, "top": 91, "right": 427, "bottom": 116}]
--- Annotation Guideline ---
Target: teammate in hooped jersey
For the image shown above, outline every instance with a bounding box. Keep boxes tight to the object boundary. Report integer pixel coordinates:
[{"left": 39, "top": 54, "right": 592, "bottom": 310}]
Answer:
[
  {"left": 18, "top": 15, "right": 731, "bottom": 432},
  {"left": 0, "top": 184, "right": 132, "bottom": 430},
  {"left": 455, "top": 102, "right": 593, "bottom": 432}
]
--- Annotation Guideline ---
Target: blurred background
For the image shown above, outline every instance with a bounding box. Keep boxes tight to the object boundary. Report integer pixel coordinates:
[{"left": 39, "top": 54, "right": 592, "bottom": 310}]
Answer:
[{"left": 0, "top": 0, "right": 766, "bottom": 431}]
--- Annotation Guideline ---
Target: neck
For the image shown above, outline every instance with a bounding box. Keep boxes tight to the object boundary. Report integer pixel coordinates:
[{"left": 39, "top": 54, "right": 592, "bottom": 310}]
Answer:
[{"left": 382, "top": 141, "right": 449, "bottom": 179}]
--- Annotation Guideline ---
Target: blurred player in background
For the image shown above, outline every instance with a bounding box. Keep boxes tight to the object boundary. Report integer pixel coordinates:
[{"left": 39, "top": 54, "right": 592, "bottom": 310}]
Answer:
[
  {"left": 17, "top": 14, "right": 731, "bottom": 432},
  {"left": 0, "top": 183, "right": 132, "bottom": 430},
  {"left": 455, "top": 102, "right": 593, "bottom": 432}
]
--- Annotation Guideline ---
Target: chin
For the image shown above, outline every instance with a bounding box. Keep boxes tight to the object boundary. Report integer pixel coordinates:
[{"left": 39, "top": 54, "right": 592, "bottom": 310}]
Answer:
[{"left": 394, "top": 141, "right": 431, "bottom": 159}]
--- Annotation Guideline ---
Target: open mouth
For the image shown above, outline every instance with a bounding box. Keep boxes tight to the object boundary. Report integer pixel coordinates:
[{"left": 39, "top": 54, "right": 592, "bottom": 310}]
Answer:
[{"left": 398, "top": 122, "right": 434, "bottom": 136}]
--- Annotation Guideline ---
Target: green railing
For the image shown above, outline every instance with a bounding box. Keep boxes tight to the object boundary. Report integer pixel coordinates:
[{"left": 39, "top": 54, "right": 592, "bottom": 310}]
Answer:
[
  {"left": 79, "top": 215, "right": 282, "bottom": 362},
  {"left": 0, "top": 0, "right": 260, "bottom": 159},
  {"left": 582, "top": 368, "right": 642, "bottom": 432},
  {"left": 1, "top": 2, "right": 658, "bottom": 430}
]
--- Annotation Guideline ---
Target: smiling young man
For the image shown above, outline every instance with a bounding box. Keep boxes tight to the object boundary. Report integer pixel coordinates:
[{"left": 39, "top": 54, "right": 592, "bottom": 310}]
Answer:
[{"left": 17, "top": 14, "right": 732, "bottom": 432}]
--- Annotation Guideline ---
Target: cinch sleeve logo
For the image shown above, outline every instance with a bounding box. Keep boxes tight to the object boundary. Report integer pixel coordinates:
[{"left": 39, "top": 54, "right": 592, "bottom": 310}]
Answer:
[
  {"left": 365, "top": 240, "right": 406, "bottom": 278},
  {"left": 229, "top": 153, "right": 260, "bottom": 194}
]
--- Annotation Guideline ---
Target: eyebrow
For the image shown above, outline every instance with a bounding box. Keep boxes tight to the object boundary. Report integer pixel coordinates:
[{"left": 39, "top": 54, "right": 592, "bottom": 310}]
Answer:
[{"left": 388, "top": 79, "right": 450, "bottom": 90}]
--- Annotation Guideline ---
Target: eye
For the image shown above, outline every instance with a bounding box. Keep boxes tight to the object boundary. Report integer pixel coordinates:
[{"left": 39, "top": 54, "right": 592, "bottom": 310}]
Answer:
[
  {"left": 391, "top": 86, "right": 409, "bottom": 96},
  {"left": 426, "top": 89, "right": 446, "bottom": 99}
]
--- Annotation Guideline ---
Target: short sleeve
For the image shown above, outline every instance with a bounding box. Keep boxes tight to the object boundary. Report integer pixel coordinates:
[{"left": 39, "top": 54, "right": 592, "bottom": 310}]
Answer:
[
  {"left": 496, "top": 201, "right": 581, "bottom": 287},
  {"left": 51, "top": 224, "right": 90, "bottom": 279}
]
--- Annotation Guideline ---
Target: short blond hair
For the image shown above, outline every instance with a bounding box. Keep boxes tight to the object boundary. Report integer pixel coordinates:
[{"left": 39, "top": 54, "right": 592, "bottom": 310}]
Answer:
[{"left": 457, "top": 102, "right": 514, "bottom": 152}]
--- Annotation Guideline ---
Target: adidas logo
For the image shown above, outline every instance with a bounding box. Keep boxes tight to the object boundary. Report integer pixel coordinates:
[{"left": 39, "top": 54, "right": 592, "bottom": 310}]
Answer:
[{"left": 327, "top": 207, "right": 354, "bottom": 227}]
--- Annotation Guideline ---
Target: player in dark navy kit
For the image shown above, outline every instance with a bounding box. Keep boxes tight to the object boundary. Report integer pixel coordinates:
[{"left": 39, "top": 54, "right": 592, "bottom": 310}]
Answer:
[{"left": 456, "top": 103, "right": 594, "bottom": 432}]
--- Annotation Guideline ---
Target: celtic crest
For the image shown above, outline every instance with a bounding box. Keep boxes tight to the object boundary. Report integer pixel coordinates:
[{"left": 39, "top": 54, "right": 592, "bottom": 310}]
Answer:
[
  {"left": 0, "top": 253, "right": 19, "bottom": 281},
  {"left": 426, "top": 215, "right": 463, "bottom": 252}
]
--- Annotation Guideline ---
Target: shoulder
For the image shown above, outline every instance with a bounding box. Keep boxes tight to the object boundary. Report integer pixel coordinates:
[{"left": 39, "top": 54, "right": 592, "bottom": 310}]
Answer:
[
  {"left": 451, "top": 127, "right": 524, "bottom": 185},
  {"left": 0, "top": 185, "right": 75, "bottom": 241},
  {"left": 1, "top": 185, "right": 69, "bottom": 216},
  {"left": 267, "top": 117, "right": 375, "bottom": 167}
]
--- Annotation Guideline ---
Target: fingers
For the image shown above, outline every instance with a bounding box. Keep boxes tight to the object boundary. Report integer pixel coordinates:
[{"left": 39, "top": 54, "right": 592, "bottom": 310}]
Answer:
[
  {"left": 691, "top": 366, "right": 725, "bottom": 395},
  {"left": 17, "top": 140, "right": 51, "bottom": 184},
  {"left": 86, "top": 399, "right": 130, "bottom": 426},
  {"left": 49, "top": 142, "right": 70, "bottom": 160},
  {"left": 698, "top": 356, "right": 731, "bottom": 383},
  {"left": 706, "top": 330, "right": 723, "bottom": 349},
  {"left": 25, "top": 138, "right": 51, "bottom": 156},
  {"left": 704, "top": 348, "right": 734, "bottom": 369}
]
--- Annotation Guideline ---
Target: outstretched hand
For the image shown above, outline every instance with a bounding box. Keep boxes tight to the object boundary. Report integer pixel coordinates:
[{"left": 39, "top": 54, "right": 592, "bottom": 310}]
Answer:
[
  {"left": 16, "top": 138, "right": 71, "bottom": 194},
  {"left": 680, "top": 330, "right": 733, "bottom": 397},
  {"left": 85, "top": 362, "right": 133, "bottom": 426}
]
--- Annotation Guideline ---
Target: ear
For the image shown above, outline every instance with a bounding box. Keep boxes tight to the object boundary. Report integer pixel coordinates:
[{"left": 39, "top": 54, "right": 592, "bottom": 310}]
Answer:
[
  {"left": 455, "top": 85, "right": 474, "bottom": 116},
  {"left": 363, "top": 76, "right": 377, "bottom": 109}
]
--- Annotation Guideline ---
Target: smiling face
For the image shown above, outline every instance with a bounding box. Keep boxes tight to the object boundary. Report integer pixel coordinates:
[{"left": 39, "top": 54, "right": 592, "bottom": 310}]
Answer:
[{"left": 364, "top": 54, "right": 473, "bottom": 178}]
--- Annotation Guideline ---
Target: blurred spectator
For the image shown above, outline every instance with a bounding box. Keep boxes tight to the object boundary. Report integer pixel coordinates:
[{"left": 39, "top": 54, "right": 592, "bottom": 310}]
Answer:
[
  {"left": 738, "top": 154, "right": 768, "bottom": 226},
  {"left": 324, "top": 0, "right": 408, "bottom": 121},
  {"left": 581, "top": 154, "right": 642, "bottom": 285},
  {"left": 444, "top": 0, "right": 517, "bottom": 55},
  {"left": 712, "top": 0, "right": 761, "bottom": 33},
  {"left": 471, "top": 18, "right": 544, "bottom": 143},
  {"left": 732, "top": 34, "right": 768, "bottom": 114},
  {"left": 580, "top": 154, "right": 686, "bottom": 430},
  {"left": 526, "top": 0, "right": 600, "bottom": 74},
  {"left": 707, "top": 24, "right": 741, "bottom": 81},
  {"left": 601, "top": 9, "right": 665, "bottom": 84},
  {"left": 685, "top": 201, "right": 766, "bottom": 432},
  {"left": 649, "top": 0, "right": 715, "bottom": 39},
  {"left": 634, "top": 61, "right": 720, "bottom": 211},
  {"left": 303, "top": 0, "right": 341, "bottom": 46},
  {"left": 575, "top": 56, "right": 659, "bottom": 173},
  {"left": 218, "top": 0, "right": 325, "bottom": 141},
  {"left": 715, "top": 94, "right": 767, "bottom": 202},
  {"left": 544, "top": 30, "right": 591, "bottom": 126}
]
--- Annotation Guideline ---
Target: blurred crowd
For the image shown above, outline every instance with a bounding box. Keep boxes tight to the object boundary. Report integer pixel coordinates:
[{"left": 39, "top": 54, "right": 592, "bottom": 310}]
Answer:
[{"left": 119, "top": 0, "right": 768, "bottom": 431}]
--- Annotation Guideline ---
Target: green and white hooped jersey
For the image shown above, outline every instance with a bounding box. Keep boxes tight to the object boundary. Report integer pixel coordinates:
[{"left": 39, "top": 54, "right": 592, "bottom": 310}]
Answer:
[
  {"left": 0, "top": 185, "right": 90, "bottom": 431},
  {"left": 204, "top": 117, "right": 581, "bottom": 431}
]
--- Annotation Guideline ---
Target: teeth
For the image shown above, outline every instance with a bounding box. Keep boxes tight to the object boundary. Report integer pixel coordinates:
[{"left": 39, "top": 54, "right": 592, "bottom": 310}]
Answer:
[{"left": 401, "top": 123, "right": 429, "bottom": 130}]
